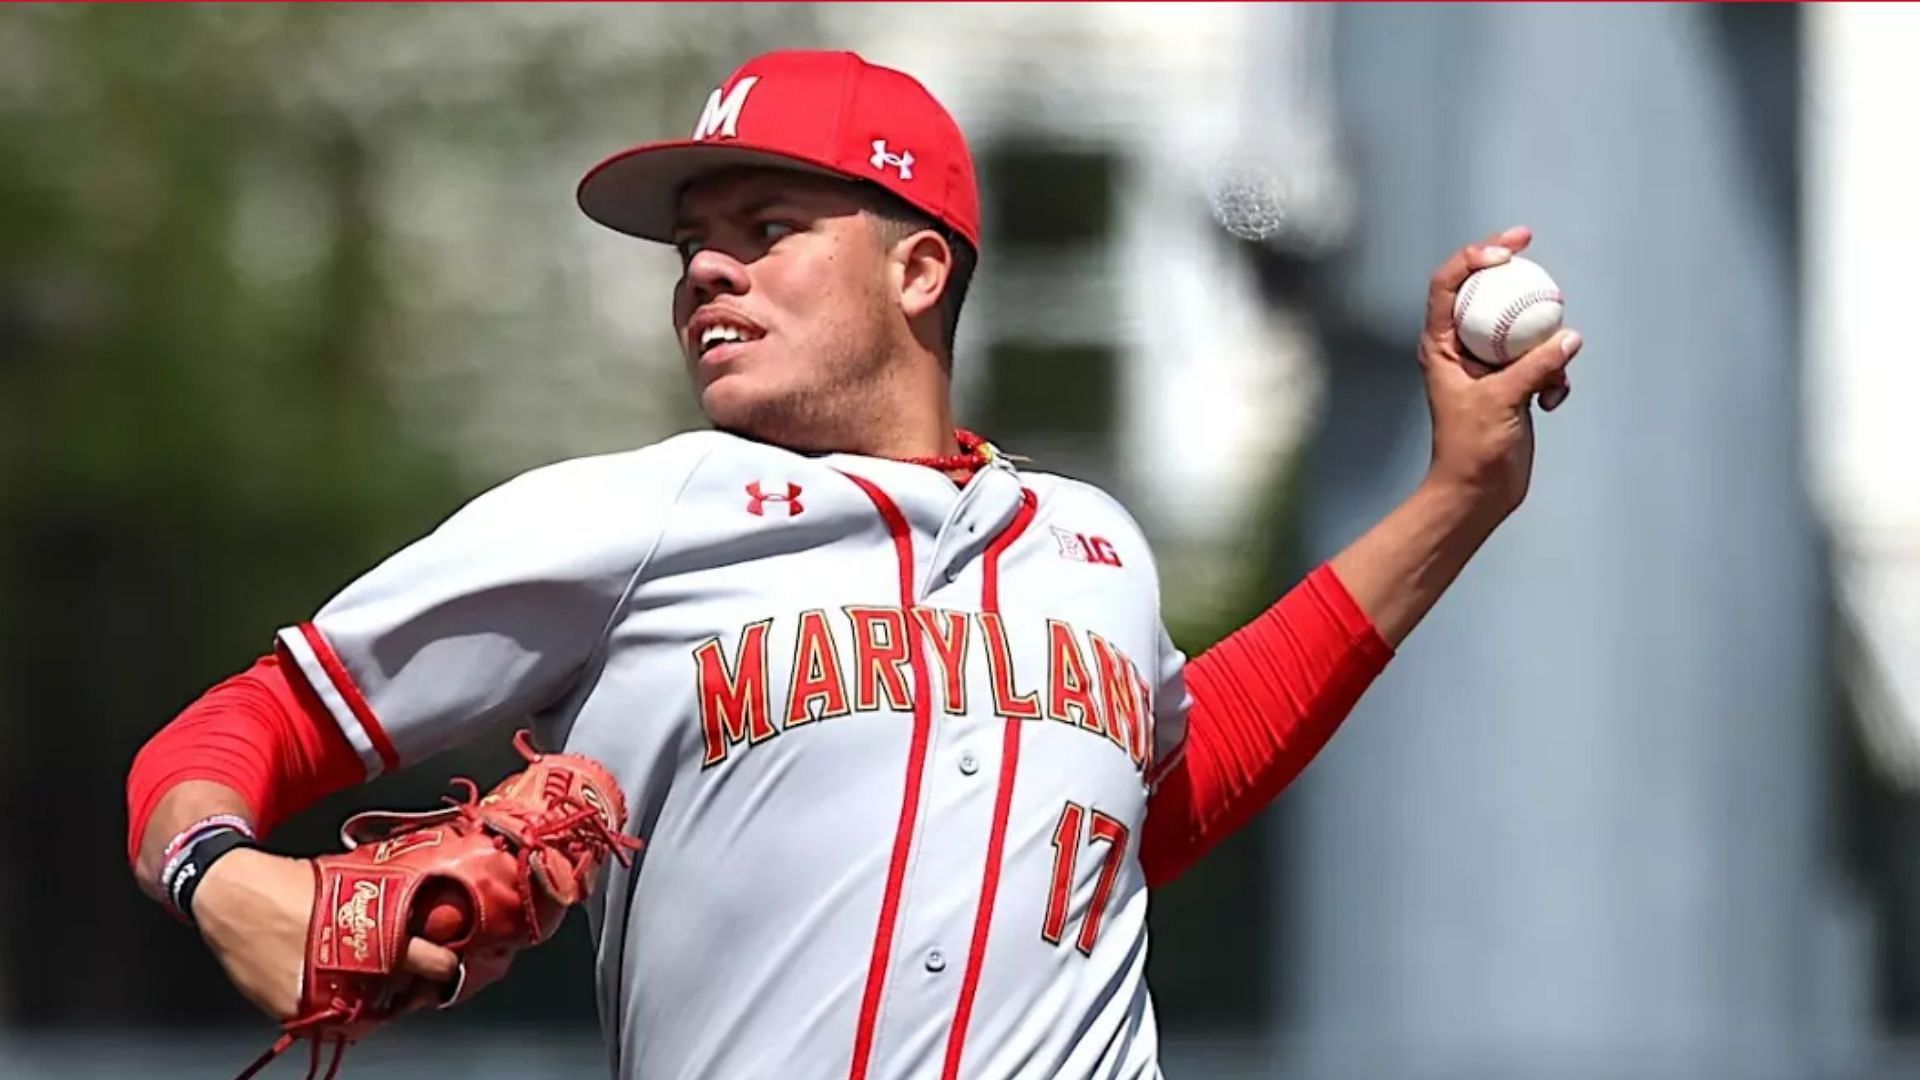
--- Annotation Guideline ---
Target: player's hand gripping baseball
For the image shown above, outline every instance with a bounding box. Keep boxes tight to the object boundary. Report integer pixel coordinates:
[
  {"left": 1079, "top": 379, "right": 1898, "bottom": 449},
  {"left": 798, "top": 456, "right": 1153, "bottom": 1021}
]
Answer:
[
  {"left": 1419, "top": 226, "right": 1582, "bottom": 516},
  {"left": 191, "top": 847, "right": 459, "bottom": 1020}
]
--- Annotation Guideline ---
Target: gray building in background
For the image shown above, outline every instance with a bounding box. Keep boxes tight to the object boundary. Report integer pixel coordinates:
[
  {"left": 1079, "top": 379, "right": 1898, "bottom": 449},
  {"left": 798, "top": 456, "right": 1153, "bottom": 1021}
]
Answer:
[{"left": 1279, "top": 6, "right": 1867, "bottom": 1078}]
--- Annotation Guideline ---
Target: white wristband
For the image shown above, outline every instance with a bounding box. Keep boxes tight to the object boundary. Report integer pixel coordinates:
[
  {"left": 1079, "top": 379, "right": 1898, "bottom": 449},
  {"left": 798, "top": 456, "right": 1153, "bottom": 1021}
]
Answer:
[{"left": 157, "top": 814, "right": 255, "bottom": 902}]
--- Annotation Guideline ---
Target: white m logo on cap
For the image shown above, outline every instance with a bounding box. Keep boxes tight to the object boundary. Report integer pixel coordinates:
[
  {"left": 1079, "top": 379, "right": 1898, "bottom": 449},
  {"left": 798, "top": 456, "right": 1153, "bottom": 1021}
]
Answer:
[{"left": 692, "top": 76, "right": 759, "bottom": 141}]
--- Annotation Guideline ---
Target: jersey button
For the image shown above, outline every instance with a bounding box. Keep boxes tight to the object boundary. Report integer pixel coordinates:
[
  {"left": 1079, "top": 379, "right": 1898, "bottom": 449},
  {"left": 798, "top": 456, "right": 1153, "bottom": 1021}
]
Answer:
[
  {"left": 925, "top": 949, "right": 947, "bottom": 973},
  {"left": 958, "top": 752, "right": 980, "bottom": 776}
]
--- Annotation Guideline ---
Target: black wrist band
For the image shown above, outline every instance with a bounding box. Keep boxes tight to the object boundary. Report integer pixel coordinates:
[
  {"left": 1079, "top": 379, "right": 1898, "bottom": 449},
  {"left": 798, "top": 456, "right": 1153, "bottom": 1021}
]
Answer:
[{"left": 167, "top": 827, "right": 257, "bottom": 925}]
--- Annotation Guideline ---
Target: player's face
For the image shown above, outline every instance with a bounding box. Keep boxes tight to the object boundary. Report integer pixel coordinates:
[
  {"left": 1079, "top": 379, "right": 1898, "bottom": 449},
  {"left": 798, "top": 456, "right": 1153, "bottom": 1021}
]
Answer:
[{"left": 670, "top": 169, "right": 905, "bottom": 450}]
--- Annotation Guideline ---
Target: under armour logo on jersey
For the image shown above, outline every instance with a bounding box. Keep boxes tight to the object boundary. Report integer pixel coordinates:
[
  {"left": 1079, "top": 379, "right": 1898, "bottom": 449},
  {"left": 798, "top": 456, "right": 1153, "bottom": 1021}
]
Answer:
[
  {"left": 1051, "top": 526, "right": 1122, "bottom": 567},
  {"left": 746, "top": 481, "right": 804, "bottom": 517},
  {"left": 870, "top": 140, "right": 914, "bottom": 180}
]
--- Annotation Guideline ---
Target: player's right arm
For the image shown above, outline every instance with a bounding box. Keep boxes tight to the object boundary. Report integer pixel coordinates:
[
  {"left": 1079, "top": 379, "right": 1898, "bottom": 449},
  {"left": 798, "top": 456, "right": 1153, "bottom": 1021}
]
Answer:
[
  {"left": 127, "top": 655, "right": 458, "bottom": 1018},
  {"left": 126, "top": 438, "right": 712, "bottom": 1018}
]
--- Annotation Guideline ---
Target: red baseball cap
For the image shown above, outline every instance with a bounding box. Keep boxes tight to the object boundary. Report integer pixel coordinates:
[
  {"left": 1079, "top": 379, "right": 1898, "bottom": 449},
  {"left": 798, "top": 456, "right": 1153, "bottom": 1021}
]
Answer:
[{"left": 577, "top": 49, "right": 981, "bottom": 251}]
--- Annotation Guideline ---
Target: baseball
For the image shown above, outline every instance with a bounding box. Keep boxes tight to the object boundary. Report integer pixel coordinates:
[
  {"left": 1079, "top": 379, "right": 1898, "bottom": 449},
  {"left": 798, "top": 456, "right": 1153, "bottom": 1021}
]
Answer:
[
  {"left": 412, "top": 881, "right": 474, "bottom": 946},
  {"left": 1452, "top": 255, "right": 1565, "bottom": 367}
]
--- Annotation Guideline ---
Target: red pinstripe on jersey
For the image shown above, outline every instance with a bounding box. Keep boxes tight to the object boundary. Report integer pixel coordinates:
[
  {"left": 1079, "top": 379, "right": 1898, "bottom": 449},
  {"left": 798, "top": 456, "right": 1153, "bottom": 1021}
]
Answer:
[
  {"left": 841, "top": 473, "right": 935, "bottom": 1080},
  {"left": 941, "top": 488, "right": 1037, "bottom": 1079},
  {"left": 297, "top": 622, "right": 401, "bottom": 774}
]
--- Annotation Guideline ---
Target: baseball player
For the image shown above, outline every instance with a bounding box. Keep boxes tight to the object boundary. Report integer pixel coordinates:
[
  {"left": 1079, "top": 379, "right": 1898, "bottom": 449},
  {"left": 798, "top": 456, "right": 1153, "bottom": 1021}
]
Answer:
[{"left": 126, "top": 49, "right": 1581, "bottom": 1080}]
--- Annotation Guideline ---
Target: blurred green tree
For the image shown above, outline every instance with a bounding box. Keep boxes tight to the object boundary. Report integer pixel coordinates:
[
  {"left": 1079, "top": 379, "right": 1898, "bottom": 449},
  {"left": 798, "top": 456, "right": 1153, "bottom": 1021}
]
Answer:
[
  {"left": 0, "top": 5, "right": 466, "bottom": 1026},
  {"left": 0, "top": 4, "right": 816, "bottom": 1027}
]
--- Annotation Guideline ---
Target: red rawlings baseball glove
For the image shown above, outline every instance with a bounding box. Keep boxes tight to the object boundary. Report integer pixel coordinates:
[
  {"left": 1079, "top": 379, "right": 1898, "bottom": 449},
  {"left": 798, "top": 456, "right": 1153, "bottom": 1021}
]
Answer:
[{"left": 236, "top": 730, "right": 641, "bottom": 1080}]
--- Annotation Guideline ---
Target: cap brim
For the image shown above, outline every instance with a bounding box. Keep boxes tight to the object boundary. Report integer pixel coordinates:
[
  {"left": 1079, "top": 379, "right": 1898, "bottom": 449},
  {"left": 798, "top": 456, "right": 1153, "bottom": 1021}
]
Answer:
[{"left": 577, "top": 140, "right": 847, "bottom": 243}]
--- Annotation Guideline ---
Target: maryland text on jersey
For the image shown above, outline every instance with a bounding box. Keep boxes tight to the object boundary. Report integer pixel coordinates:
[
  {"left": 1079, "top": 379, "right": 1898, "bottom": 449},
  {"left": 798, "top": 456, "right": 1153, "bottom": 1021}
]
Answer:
[{"left": 692, "top": 606, "right": 1154, "bottom": 773}]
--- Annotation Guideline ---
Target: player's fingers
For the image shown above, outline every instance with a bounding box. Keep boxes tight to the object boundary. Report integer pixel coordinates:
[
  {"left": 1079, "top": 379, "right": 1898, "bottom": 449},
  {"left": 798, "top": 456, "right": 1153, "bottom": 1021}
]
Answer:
[
  {"left": 1541, "top": 364, "right": 1569, "bottom": 397},
  {"left": 1542, "top": 362, "right": 1570, "bottom": 410},
  {"left": 1423, "top": 227, "right": 1530, "bottom": 337},
  {"left": 1495, "top": 330, "right": 1582, "bottom": 401},
  {"left": 1483, "top": 224, "right": 1532, "bottom": 254},
  {"left": 403, "top": 937, "right": 460, "bottom": 983}
]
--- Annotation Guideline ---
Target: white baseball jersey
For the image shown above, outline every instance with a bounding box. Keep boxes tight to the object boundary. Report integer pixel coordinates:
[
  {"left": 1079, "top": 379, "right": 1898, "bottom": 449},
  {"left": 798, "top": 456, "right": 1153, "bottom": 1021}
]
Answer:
[{"left": 276, "top": 430, "right": 1193, "bottom": 1080}]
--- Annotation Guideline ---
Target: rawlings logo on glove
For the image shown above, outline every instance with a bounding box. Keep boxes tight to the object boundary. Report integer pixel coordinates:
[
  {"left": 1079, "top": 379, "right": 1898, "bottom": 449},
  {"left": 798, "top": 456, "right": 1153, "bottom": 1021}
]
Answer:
[
  {"left": 236, "top": 731, "right": 641, "bottom": 1079},
  {"left": 335, "top": 880, "right": 381, "bottom": 966}
]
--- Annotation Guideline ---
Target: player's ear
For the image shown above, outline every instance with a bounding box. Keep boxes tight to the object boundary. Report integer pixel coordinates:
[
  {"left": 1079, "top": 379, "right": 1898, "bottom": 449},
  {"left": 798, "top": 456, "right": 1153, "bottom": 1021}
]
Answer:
[{"left": 893, "top": 229, "right": 952, "bottom": 323}]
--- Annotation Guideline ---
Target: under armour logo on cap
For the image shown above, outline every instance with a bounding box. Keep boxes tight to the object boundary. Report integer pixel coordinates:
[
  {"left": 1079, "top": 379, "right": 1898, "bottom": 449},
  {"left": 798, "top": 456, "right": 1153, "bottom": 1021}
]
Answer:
[{"left": 870, "top": 140, "right": 914, "bottom": 181}]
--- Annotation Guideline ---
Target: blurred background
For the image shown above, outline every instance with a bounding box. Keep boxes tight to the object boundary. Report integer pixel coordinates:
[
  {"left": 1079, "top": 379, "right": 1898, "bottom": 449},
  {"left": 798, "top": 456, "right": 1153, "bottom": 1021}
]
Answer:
[{"left": 4, "top": 2, "right": 1917, "bottom": 1077}]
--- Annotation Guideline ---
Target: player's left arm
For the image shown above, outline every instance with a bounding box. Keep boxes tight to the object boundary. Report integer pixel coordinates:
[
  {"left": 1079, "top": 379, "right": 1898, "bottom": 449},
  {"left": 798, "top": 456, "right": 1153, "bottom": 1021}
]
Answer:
[
  {"left": 1140, "top": 227, "right": 1585, "bottom": 887},
  {"left": 1330, "top": 225, "right": 1580, "bottom": 645}
]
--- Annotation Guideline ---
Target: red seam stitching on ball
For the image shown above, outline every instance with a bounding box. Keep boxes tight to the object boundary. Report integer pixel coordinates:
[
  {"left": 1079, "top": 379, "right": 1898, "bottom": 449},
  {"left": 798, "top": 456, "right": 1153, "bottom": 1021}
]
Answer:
[
  {"left": 1490, "top": 288, "right": 1564, "bottom": 365},
  {"left": 1453, "top": 274, "right": 1483, "bottom": 329}
]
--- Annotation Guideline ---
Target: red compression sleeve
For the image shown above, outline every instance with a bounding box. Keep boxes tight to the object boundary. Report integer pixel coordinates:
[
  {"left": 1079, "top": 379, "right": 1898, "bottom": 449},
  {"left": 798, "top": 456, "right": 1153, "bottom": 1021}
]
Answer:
[
  {"left": 125, "top": 651, "right": 365, "bottom": 866},
  {"left": 1140, "top": 563, "right": 1393, "bottom": 888}
]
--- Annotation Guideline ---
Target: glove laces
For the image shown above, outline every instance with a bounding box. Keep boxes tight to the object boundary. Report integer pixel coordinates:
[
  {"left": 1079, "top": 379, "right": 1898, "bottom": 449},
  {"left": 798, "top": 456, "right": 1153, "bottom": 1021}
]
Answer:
[
  {"left": 234, "top": 1002, "right": 358, "bottom": 1080},
  {"left": 229, "top": 732, "right": 639, "bottom": 1079}
]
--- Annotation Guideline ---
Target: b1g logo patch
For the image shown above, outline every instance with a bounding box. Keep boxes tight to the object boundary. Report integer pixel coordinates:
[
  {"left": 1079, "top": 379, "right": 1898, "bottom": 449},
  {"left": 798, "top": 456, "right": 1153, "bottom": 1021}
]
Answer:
[{"left": 1051, "top": 527, "right": 1122, "bottom": 567}]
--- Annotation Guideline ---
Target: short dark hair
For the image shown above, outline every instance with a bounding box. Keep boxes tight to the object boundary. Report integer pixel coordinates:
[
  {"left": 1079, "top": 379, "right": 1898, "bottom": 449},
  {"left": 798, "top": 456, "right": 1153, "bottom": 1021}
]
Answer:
[{"left": 857, "top": 184, "right": 977, "bottom": 361}]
